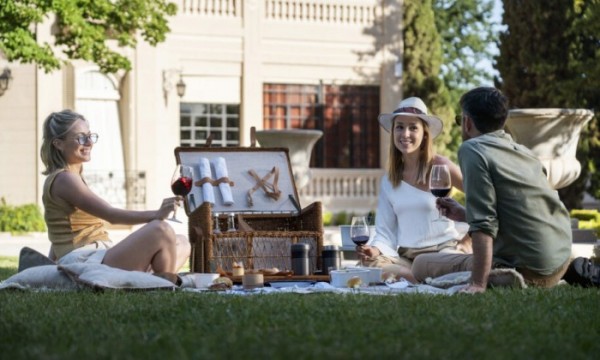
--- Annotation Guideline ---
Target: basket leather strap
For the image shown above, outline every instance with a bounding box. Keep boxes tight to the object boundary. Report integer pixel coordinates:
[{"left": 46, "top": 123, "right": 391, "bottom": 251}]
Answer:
[
  {"left": 195, "top": 177, "right": 234, "bottom": 187},
  {"left": 247, "top": 167, "right": 281, "bottom": 206}
]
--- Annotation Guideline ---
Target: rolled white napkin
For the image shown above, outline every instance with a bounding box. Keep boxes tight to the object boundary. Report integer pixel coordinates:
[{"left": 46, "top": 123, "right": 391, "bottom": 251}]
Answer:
[
  {"left": 198, "top": 158, "right": 215, "bottom": 205},
  {"left": 213, "top": 157, "right": 234, "bottom": 206}
]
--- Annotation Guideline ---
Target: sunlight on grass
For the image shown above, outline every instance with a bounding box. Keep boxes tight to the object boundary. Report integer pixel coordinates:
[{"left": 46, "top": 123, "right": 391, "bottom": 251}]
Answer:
[
  {"left": 1, "top": 253, "right": 599, "bottom": 358},
  {"left": 0, "top": 287, "right": 599, "bottom": 359}
]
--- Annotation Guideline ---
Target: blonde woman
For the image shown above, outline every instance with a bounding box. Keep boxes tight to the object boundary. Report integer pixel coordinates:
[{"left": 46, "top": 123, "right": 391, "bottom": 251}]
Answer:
[
  {"left": 40, "top": 109, "right": 190, "bottom": 275},
  {"left": 357, "top": 97, "right": 470, "bottom": 283}
]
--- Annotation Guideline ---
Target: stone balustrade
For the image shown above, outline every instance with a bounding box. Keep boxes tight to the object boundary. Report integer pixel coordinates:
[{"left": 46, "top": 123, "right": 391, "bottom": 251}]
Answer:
[
  {"left": 299, "top": 168, "right": 384, "bottom": 214},
  {"left": 178, "top": 0, "right": 241, "bottom": 16},
  {"left": 176, "top": 0, "right": 380, "bottom": 25}
]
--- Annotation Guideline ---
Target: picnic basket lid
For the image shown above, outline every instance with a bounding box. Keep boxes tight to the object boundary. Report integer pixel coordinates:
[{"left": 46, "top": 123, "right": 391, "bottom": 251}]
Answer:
[{"left": 174, "top": 146, "right": 301, "bottom": 215}]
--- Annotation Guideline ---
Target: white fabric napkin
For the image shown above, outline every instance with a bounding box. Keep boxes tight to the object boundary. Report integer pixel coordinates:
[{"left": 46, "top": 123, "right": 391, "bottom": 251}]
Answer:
[
  {"left": 213, "top": 157, "right": 234, "bottom": 205},
  {"left": 198, "top": 158, "right": 215, "bottom": 205}
]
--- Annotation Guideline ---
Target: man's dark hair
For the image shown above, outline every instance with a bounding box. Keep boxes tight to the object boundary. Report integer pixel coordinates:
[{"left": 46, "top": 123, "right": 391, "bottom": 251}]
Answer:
[{"left": 459, "top": 87, "right": 509, "bottom": 133}]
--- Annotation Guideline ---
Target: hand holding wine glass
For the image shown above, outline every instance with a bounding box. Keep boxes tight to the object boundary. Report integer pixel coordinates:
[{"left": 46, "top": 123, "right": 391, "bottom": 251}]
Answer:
[
  {"left": 169, "top": 164, "right": 194, "bottom": 223},
  {"left": 429, "top": 164, "right": 451, "bottom": 222},
  {"left": 350, "top": 216, "right": 370, "bottom": 266}
]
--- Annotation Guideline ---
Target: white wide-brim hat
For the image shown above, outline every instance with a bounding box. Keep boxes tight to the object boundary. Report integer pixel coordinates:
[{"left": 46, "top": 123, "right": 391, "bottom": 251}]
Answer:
[{"left": 378, "top": 97, "right": 444, "bottom": 139}]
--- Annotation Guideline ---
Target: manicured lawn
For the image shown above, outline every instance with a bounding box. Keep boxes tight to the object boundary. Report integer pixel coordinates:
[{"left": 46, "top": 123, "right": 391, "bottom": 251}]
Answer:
[{"left": 1, "top": 256, "right": 599, "bottom": 359}]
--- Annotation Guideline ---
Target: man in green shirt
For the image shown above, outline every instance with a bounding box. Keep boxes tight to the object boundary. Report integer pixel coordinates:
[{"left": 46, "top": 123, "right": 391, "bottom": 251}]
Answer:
[{"left": 412, "top": 87, "right": 572, "bottom": 293}]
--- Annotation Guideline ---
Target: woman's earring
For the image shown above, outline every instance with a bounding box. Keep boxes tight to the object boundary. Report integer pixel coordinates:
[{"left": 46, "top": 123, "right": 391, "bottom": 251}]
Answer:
[{"left": 52, "top": 139, "right": 62, "bottom": 151}]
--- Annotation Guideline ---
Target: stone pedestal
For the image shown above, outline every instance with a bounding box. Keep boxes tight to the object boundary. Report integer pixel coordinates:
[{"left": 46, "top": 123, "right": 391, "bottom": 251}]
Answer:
[
  {"left": 255, "top": 129, "right": 323, "bottom": 189},
  {"left": 505, "top": 108, "right": 594, "bottom": 189}
]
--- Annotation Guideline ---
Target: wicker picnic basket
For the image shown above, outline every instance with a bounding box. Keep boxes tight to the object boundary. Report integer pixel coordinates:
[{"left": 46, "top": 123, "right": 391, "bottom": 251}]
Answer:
[{"left": 176, "top": 146, "right": 323, "bottom": 273}]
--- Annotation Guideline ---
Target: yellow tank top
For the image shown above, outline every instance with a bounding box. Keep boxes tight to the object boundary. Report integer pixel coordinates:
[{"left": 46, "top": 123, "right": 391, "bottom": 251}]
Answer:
[{"left": 43, "top": 170, "right": 110, "bottom": 260}]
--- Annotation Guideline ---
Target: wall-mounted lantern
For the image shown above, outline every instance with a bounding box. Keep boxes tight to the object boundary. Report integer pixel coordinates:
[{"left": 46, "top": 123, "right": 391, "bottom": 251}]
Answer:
[{"left": 0, "top": 68, "right": 12, "bottom": 96}]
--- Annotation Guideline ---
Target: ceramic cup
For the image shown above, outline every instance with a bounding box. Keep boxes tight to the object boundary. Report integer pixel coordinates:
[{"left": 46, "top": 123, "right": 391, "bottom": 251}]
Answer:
[{"left": 242, "top": 273, "right": 264, "bottom": 290}]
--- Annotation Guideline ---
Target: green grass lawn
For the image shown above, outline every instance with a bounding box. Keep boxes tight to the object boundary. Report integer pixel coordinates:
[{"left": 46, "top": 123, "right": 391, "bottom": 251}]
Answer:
[{"left": 1, "top": 255, "right": 599, "bottom": 359}]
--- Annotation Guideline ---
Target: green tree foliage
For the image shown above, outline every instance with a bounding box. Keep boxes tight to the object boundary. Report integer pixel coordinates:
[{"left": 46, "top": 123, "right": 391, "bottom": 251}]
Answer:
[
  {"left": 403, "top": 0, "right": 454, "bottom": 158},
  {"left": 432, "top": 0, "right": 498, "bottom": 159},
  {"left": 495, "top": 0, "right": 599, "bottom": 209},
  {"left": 570, "top": 0, "right": 600, "bottom": 203},
  {"left": 433, "top": 0, "right": 497, "bottom": 96},
  {"left": 0, "top": 0, "right": 177, "bottom": 73},
  {"left": 496, "top": 1, "right": 575, "bottom": 107}
]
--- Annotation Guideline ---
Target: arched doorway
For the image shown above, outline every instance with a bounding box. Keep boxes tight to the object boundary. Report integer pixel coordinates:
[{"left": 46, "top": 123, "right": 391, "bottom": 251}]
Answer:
[{"left": 75, "top": 69, "right": 126, "bottom": 207}]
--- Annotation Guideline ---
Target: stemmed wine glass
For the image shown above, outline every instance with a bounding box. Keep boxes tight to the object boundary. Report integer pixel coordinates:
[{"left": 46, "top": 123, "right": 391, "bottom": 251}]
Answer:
[
  {"left": 429, "top": 164, "right": 452, "bottom": 222},
  {"left": 170, "top": 164, "right": 194, "bottom": 223},
  {"left": 350, "top": 216, "right": 370, "bottom": 266}
]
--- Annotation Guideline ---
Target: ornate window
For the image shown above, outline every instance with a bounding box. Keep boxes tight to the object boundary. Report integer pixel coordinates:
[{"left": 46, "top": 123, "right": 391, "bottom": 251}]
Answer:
[
  {"left": 263, "top": 83, "right": 380, "bottom": 168},
  {"left": 180, "top": 103, "right": 240, "bottom": 147}
]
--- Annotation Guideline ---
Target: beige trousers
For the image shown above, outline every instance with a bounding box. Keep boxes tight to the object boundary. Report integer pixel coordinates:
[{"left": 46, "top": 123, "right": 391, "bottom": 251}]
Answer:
[
  {"left": 411, "top": 252, "right": 571, "bottom": 288},
  {"left": 362, "top": 239, "right": 470, "bottom": 279}
]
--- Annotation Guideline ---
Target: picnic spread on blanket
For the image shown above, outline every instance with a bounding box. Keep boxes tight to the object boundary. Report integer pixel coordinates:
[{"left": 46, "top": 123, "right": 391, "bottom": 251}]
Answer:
[{"left": 0, "top": 247, "right": 527, "bottom": 294}]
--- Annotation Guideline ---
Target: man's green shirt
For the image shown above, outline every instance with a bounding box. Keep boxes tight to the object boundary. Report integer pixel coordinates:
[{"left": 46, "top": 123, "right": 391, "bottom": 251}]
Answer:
[{"left": 459, "top": 130, "right": 572, "bottom": 275}]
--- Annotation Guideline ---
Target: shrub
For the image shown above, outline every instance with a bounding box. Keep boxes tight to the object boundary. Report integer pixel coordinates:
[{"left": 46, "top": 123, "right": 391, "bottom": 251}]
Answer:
[
  {"left": 570, "top": 209, "right": 600, "bottom": 237},
  {"left": 570, "top": 209, "right": 600, "bottom": 222},
  {"left": 323, "top": 210, "right": 376, "bottom": 226},
  {"left": 0, "top": 198, "right": 46, "bottom": 234},
  {"left": 333, "top": 211, "right": 350, "bottom": 226},
  {"left": 578, "top": 220, "right": 600, "bottom": 238},
  {"left": 322, "top": 211, "right": 333, "bottom": 226}
]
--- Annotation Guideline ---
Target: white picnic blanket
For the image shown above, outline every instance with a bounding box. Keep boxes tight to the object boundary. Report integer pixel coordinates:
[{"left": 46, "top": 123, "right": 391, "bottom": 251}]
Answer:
[
  {"left": 1, "top": 247, "right": 526, "bottom": 293},
  {"left": 183, "top": 280, "right": 468, "bottom": 296}
]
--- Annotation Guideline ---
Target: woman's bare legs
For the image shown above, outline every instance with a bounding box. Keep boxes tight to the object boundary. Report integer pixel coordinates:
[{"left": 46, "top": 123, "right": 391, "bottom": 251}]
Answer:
[{"left": 103, "top": 220, "right": 179, "bottom": 273}]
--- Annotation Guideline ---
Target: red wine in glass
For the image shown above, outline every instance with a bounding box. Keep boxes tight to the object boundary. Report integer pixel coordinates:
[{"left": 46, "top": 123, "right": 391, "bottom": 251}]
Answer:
[
  {"left": 169, "top": 164, "right": 194, "bottom": 222},
  {"left": 431, "top": 188, "right": 451, "bottom": 198},
  {"left": 430, "top": 164, "right": 451, "bottom": 222},
  {"left": 350, "top": 216, "right": 370, "bottom": 266},
  {"left": 351, "top": 235, "right": 370, "bottom": 246},
  {"left": 171, "top": 176, "right": 193, "bottom": 196}
]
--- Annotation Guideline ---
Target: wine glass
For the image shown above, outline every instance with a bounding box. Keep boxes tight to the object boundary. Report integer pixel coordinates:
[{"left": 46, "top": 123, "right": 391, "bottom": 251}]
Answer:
[
  {"left": 350, "top": 216, "right": 370, "bottom": 266},
  {"left": 429, "top": 164, "right": 452, "bottom": 222},
  {"left": 169, "top": 164, "right": 194, "bottom": 223}
]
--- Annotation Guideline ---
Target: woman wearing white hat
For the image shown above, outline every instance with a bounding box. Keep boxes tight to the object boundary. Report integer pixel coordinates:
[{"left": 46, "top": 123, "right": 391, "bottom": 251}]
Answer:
[{"left": 356, "top": 97, "right": 471, "bottom": 283}]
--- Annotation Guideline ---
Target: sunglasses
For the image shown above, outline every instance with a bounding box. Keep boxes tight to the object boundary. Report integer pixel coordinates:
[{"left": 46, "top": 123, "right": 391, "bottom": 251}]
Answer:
[
  {"left": 72, "top": 133, "right": 99, "bottom": 145},
  {"left": 455, "top": 114, "right": 463, "bottom": 126}
]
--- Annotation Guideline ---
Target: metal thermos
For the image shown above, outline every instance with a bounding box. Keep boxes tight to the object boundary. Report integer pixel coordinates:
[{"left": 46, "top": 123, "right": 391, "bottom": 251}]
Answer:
[
  {"left": 322, "top": 245, "right": 341, "bottom": 275},
  {"left": 291, "top": 243, "right": 310, "bottom": 276}
]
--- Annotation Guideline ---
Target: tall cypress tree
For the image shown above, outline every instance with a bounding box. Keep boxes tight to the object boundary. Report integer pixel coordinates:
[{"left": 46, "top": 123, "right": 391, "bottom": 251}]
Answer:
[
  {"left": 495, "top": 0, "right": 599, "bottom": 209},
  {"left": 496, "top": 1, "right": 575, "bottom": 108},
  {"left": 568, "top": 0, "right": 600, "bottom": 206},
  {"left": 403, "top": 0, "right": 454, "bottom": 158}
]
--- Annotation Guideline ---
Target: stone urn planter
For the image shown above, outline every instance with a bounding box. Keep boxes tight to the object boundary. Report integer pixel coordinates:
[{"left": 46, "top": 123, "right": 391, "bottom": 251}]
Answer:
[
  {"left": 505, "top": 108, "right": 594, "bottom": 189},
  {"left": 255, "top": 129, "right": 323, "bottom": 189}
]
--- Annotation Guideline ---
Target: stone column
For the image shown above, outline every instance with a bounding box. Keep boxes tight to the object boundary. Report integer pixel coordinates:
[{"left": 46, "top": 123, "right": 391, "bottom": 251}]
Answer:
[
  {"left": 241, "top": 0, "right": 264, "bottom": 146},
  {"left": 379, "top": 0, "right": 404, "bottom": 169}
]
